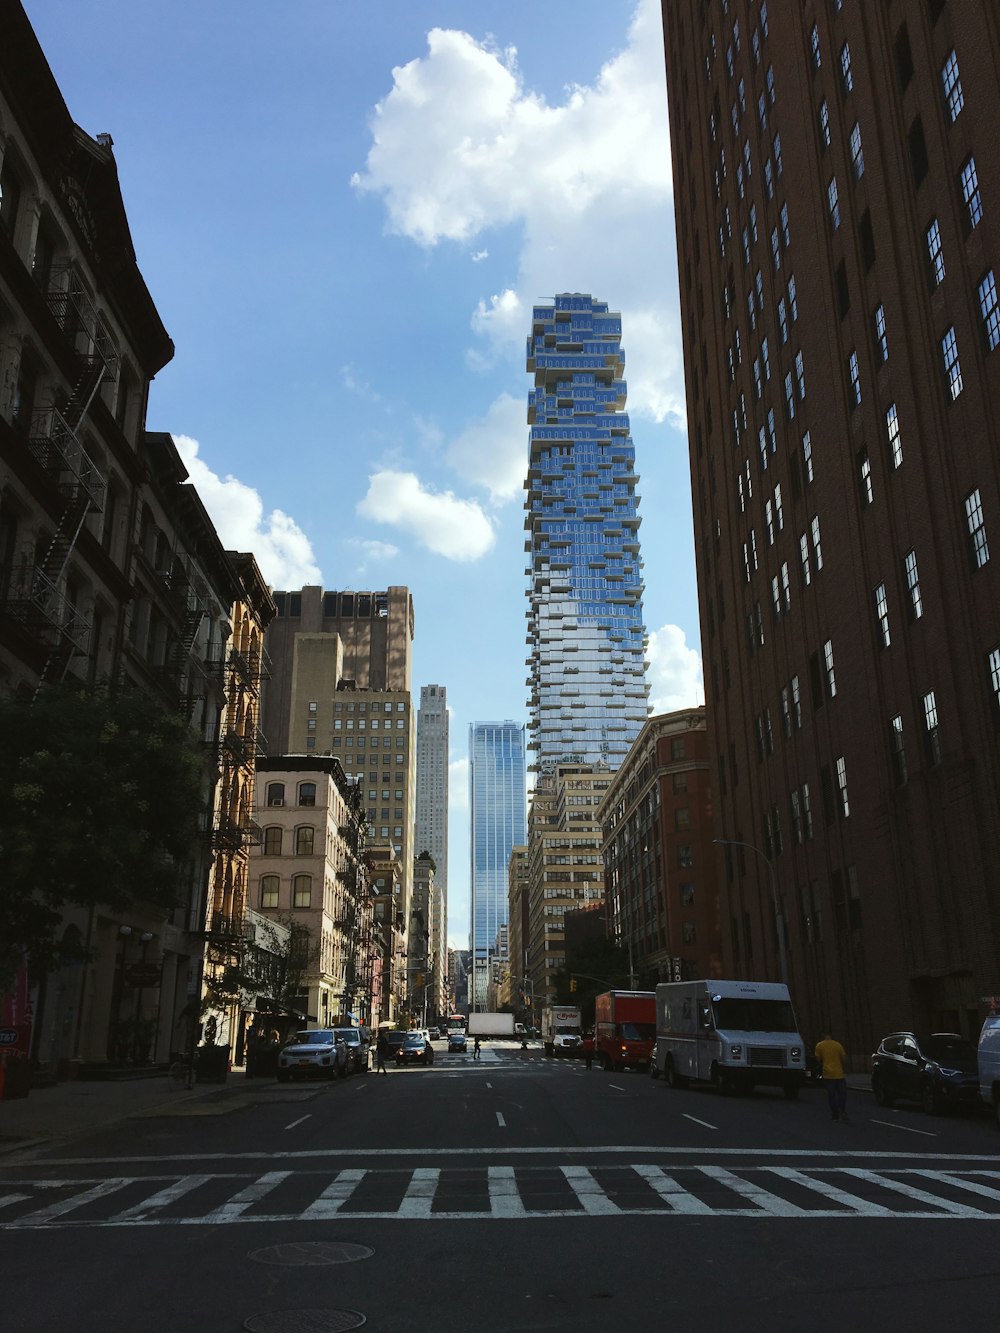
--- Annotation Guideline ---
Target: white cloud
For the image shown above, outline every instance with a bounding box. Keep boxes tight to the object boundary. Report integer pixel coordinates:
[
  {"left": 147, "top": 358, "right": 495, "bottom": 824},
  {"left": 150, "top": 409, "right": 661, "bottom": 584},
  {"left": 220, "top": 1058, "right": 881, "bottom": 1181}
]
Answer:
[
  {"left": 340, "top": 363, "right": 382, "bottom": 404},
  {"left": 344, "top": 537, "right": 400, "bottom": 576},
  {"left": 446, "top": 392, "right": 526, "bottom": 503},
  {"left": 471, "top": 249, "right": 489, "bottom": 263},
  {"left": 353, "top": 0, "right": 684, "bottom": 427},
  {"left": 356, "top": 469, "right": 495, "bottom": 561},
  {"left": 172, "top": 434, "right": 322, "bottom": 588},
  {"left": 646, "top": 623, "right": 703, "bottom": 714}
]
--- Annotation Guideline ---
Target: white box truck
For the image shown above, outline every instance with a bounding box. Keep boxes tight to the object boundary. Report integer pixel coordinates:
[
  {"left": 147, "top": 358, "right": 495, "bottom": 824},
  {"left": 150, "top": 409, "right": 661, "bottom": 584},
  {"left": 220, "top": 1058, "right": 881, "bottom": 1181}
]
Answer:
[
  {"left": 467, "top": 1012, "right": 515, "bottom": 1038},
  {"left": 541, "top": 1005, "right": 582, "bottom": 1057},
  {"left": 651, "top": 979, "right": 806, "bottom": 1098}
]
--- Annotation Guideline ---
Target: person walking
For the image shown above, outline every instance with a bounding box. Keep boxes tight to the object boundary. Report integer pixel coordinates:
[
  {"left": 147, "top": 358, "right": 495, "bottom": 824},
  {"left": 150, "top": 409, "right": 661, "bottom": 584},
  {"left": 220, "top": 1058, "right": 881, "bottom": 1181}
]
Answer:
[
  {"left": 582, "top": 1031, "right": 595, "bottom": 1070},
  {"left": 375, "top": 1030, "right": 389, "bottom": 1075},
  {"left": 815, "top": 1032, "right": 848, "bottom": 1121},
  {"left": 473, "top": 1035, "right": 481, "bottom": 1060}
]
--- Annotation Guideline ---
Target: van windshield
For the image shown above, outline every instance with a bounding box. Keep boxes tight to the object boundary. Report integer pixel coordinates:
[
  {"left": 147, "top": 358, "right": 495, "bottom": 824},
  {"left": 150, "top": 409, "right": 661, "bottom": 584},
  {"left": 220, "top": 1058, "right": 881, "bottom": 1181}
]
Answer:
[
  {"left": 620, "top": 1023, "right": 655, "bottom": 1041},
  {"left": 712, "top": 998, "right": 797, "bottom": 1032}
]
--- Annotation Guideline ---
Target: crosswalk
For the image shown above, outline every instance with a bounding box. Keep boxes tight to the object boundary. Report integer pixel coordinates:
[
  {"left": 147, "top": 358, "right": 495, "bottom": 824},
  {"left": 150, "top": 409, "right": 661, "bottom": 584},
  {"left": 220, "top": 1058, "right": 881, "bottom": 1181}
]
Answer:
[{"left": 3, "top": 1162, "right": 1000, "bottom": 1227}]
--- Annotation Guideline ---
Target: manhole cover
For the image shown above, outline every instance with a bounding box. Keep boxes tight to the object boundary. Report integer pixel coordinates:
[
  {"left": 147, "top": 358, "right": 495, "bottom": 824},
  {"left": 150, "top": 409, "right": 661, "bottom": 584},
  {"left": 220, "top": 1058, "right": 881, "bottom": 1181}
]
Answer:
[
  {"left": 243, "top": 1311, "right": 366, "bottom": 1332},
  {"left": 249, "top": 1242, "right": 374, "bottom": 1267}
]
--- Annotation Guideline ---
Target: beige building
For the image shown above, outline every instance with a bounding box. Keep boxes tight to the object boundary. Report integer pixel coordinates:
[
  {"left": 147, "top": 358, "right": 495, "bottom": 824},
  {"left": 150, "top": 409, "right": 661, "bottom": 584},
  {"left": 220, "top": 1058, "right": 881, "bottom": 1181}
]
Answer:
[
  {"left": 253, "top": 757, "right": 372, "bottom": 1028},
  {"left": 507, "top": 845, "right": 531, "bottom": 1019},
  {"left": 367, "top": 840, "right": 407, "bottom": 1023},
  {"left": 525, "top": 764, "right": 611, "bottom": 1010}
]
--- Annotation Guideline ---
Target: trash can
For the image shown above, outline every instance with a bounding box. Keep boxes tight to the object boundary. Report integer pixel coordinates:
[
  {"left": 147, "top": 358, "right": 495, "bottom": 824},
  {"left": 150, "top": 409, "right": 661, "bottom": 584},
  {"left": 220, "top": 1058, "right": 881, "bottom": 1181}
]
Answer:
[{"left": 195, "top": 1044, "right": 229, "bottom": 1084}]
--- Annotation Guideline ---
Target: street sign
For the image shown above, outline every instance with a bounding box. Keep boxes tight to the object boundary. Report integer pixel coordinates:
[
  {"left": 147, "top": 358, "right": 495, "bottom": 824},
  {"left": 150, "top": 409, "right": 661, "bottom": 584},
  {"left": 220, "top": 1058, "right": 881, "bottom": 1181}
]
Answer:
[{"left": 124, "top": 961, "right": 162, "bottom": 988}]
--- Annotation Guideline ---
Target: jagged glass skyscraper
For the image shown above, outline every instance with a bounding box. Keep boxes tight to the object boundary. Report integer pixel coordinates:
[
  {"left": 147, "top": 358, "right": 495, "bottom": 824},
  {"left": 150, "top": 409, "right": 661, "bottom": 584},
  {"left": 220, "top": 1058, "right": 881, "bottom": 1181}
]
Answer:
[
  {"left": 524, "top": 293, "right": 649, "bottom": 772},
  {"left": 469, "top": 721, "right": 526, "bottom": 1010}
]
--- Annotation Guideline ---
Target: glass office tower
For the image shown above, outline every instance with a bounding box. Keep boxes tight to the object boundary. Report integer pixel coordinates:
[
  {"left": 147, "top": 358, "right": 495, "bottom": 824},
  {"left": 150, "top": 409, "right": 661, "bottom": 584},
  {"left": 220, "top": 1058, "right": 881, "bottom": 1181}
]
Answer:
[
  {"left": 524, "top": 294, "right": 649, "bottom": 773},
  {"left": 469, "top": 721, "right": 527, "bottom": 1010}
]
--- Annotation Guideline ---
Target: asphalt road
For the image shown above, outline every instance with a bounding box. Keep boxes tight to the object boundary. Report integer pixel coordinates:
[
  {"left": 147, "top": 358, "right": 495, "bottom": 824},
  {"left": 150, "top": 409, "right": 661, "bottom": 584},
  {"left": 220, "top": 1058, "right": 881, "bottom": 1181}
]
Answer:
[{"left": 3, "top": 1040, "right": 1000, "bottom": 1332}]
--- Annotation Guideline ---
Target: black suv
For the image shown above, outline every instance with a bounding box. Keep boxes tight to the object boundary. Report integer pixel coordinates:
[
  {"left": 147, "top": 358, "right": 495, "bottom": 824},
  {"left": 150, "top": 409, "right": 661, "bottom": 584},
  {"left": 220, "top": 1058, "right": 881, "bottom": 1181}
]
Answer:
[{"left": 870, "top": 1031, "right": 979, "bottom": 1114}]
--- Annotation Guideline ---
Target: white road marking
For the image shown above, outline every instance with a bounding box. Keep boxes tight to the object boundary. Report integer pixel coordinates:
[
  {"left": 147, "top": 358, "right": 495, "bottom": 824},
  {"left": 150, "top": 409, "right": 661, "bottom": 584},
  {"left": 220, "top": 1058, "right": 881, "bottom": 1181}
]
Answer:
[
  {"left": 486, "top": 1082, "right": 493, "bottom": 1089},
  {"left": 300, "top": 1169, "right": 367, "bottom": 1219},
  {"left": 699, "top": 1165, "right": 807, "bottom": 1216},
  {"left": 870, "top": 1119, "right": 938, "bottom": 1137},
  {"left": 608, "top": 1084, "right": 626, "bottom": 1092},
  {"left": 919, "top": 1170, "right": 1000, "bottom": 1204},
  {"left": 488, "top": 1165, "right": 525, "bottom": 1218},
  {"left": 631, "top": 1165, "right": 713, "bottom": 1214},
  {"left": 110, "top": 1173, "right": 212, "bottom": 1222},
  {"left": 496, "top": 1112, "right": 506, "bottom": 1127},
  {"left": 682, "top": 1114, "right": 717, "bottom": 1130},
  {"left": 284, "top": 1115, "right": 311, "bottom": 1130},
  {"left": 21, "top": 1144, "right": 1000, "bottom": 1166},
  {"left": 840, "top": 1168, "right": 987, "bottom": 1216},
  {"left": 8, "top": 1178, "right": 130, "bottom": 1226},
  {"left": 764, "top": 1167, "right": 892, "bottom": 1216},
  {"left": 561, "top": 1165, "right": 620, "bottom": 1215},
  {"left": 398, "top": 1167, "right": 439, "bottom": 1218},
  {"left": 0, "top": 1193, "right": 30, "bottom": 1211},
  {"left": 200, "top": 1171, "right": 290, "bottom": 1223}
]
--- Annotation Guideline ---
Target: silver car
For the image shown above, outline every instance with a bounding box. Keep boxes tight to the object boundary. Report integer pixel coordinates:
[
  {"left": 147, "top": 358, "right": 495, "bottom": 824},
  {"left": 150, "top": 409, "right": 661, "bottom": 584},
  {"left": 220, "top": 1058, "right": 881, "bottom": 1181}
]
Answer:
[{"left": 277, "top": 1029, "right": 349, "bottom": 1082}]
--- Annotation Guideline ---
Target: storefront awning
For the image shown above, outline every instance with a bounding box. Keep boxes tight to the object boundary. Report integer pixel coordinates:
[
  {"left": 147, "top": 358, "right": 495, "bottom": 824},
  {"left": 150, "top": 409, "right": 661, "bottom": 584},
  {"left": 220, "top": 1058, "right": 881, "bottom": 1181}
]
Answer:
[{"left": 253, "top": 997, "right": 317, "bottom": 1022}]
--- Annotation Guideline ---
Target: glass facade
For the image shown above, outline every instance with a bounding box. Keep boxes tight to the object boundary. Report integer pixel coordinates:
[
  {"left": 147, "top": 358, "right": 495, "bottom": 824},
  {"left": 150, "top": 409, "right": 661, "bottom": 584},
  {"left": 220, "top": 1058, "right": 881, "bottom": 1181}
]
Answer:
[
  {"left": 524, "top": 294, "right": 649, "bottom": 772},
  {"left": 469, "top": 721, "right": 527, "bottom": 1009}
]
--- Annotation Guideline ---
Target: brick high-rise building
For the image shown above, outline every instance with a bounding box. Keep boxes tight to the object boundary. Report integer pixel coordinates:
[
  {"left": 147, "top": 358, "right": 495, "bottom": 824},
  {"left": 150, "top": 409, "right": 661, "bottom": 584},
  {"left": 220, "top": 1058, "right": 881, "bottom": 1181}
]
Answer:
[
  {"left": 662, "top": 2, "right": 1000, "bottom": 1056},
  {"left": 415, "top": 683, "right": 448, "bottom": 940}
]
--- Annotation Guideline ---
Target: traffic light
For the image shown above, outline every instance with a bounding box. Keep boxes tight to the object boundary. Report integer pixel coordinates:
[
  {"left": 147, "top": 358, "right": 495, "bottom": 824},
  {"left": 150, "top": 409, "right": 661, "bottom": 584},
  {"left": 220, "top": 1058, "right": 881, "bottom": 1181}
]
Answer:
[{"left": 569, "top": 977, "right": 577, "bottom": 993}]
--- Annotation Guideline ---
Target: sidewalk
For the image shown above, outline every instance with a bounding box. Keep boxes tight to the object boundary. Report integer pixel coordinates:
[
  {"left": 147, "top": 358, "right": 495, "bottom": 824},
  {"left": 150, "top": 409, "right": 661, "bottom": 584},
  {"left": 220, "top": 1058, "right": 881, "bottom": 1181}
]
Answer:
[{"left": 0, "top": 1068, "right": 283, "bottom": 1157}]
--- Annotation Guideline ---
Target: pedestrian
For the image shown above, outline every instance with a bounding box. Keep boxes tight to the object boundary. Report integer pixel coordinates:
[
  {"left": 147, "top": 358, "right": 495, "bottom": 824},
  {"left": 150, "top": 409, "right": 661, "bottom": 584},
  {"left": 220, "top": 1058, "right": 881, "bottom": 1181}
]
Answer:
[
  {"left": 815, "top": 1031, "right": 848, "bottom": 1121},
  {"left": 376, "top": 1030, "right": 388, "bottom": 1075},
  {"left": 473, "top": 1035, "right": 481, "bottom": 1060},
  {"left": 582, "top": 1031, "right": 595, "bottom": 1070}
]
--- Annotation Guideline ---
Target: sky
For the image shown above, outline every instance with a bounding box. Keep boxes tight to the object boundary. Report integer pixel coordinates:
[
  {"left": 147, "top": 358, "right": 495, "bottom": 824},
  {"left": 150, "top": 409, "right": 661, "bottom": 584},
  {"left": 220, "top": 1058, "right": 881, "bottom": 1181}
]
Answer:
[{"left": 24, "top": 0, "right": 702, "bottom": 948}]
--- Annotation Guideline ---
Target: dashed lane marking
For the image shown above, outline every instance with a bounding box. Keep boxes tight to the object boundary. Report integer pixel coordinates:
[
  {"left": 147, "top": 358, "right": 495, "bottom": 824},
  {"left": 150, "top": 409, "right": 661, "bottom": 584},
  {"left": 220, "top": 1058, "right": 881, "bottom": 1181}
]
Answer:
[{"left": 682, "top": 1114, "right": 717, "bottom": 1130}]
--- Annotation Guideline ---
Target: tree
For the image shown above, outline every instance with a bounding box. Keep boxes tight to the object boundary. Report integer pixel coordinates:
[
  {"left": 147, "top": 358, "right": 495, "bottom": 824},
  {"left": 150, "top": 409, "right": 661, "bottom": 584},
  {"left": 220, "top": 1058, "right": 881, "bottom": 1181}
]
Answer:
[{"left": 0, "top": 681, "right": 206, "bottom": 988}]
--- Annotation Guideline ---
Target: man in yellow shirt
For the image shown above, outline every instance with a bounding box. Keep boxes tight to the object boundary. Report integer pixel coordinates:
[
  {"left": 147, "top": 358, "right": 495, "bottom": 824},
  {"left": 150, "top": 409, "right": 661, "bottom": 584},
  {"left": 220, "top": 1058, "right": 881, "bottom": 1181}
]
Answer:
[{"left": 815, "top": 1033, "right": 848, "bottom": 1121}]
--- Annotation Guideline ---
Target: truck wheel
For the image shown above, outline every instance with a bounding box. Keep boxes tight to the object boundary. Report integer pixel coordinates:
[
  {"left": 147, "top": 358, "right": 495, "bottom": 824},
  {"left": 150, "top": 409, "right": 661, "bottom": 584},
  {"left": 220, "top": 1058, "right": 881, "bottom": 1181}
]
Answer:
[
  {"left": 650, "top": 1061, "right": 660, "bottom": 1079},
  {"left": 544, "top": 1043, "right": 553, "bottom": 1057},
  {"left": 601, "top": 1053, "right": 613, "bottom": 1072},
  {"left": 667, "top": 1059, "right": 687, "bottom": 1090},
  {"left": 994, "top": 1093, "right": 1000, "bottom": 1128},
  {"left": 712, "top": 1065, "right": 733, "bottom": 1096}
]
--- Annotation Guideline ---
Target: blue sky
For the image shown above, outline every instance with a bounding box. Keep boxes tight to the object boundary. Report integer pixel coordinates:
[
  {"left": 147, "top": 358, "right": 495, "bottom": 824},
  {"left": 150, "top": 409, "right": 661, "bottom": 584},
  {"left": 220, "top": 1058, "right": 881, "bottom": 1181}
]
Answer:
[{"left": 25, "top": 0, "right": 702, "bottom": 947}]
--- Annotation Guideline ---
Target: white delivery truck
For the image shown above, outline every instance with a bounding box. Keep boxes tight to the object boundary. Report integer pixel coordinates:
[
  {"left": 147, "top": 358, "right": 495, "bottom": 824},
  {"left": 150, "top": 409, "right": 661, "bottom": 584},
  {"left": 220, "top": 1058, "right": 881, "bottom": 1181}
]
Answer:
[
  {"left": 651, "top": 979, "right": 807, "bottom": 1098},
  {"left": 977, "top": 1013, "right": 1000, "bottom": 1125},
  {"left": 467, "top": 1012, "right": 515, "bottom": 1039},
  {"left": 541, "top": 1005, "right": 582, "bottom": 1057}
]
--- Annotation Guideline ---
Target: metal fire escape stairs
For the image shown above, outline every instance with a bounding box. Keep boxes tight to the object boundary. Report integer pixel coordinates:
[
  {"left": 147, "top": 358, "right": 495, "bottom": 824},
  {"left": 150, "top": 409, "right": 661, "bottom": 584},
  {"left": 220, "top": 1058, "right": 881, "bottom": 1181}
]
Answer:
[{"left": 23, "top": 274, "right": 120, "bottom": 695}]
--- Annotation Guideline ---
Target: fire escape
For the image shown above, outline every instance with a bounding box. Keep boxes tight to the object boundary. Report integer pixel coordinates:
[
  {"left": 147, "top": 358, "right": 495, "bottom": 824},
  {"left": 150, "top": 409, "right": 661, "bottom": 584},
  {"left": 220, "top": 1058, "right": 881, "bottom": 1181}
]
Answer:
[
  {"left": 3, "top": 271, "right": 119, "bottom": 691},
  {"left": 337, "top": 789, "right": 371, "bottom": 1022}
]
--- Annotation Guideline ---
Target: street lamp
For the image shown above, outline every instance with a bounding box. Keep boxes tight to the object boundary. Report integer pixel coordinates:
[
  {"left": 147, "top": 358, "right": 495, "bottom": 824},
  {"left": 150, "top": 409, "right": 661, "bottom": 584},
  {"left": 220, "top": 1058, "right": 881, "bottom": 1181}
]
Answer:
[{"left": 714, "top": 838, "right": 788, "bottom": 986}]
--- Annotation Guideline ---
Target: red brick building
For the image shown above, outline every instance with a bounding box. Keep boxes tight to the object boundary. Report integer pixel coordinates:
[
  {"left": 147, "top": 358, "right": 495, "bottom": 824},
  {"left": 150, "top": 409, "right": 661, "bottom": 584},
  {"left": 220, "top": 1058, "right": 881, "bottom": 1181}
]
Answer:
[{"left": 662, "top": 1, "right": 1000, "bottom": 1057}]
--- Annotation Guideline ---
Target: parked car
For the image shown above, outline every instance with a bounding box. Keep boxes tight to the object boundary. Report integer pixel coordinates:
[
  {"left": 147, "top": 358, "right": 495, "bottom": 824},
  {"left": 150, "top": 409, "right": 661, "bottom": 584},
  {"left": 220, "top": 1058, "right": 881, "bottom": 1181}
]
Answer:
[
  {"left": 396, "top": 1032, "right": 435, "bottom": 1065},
  {"left": 871, "top": 1031, "right": 979, "bottom": 1114},
  {"left": 977, "top": 1015, "right": 1000, "bottom": 1125},
  {"left": 277, "top": 1030, "right": 349, "bottom": 1082},
  {"left": 448, "top": 1031, "right": 468, "bottom": 1053},
  {"left": 334, "top": 1027, "right": 370, "bottom": 1075}
]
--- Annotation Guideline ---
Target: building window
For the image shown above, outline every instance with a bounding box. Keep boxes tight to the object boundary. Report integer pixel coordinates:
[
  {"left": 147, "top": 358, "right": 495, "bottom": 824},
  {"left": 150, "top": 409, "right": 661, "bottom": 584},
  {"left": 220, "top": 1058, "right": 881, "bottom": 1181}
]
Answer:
[
  {"left": 978, "top": 270, "right": 1000, "bottom": 351},
  {"left": 298, "top": 781, "right": 317, "bottom": 807},
  {"left": 960, "top": 156, "right": 983, "bottom": 231},
  {"left": 293, "top": 874, "right": 312, "bottom": 909},
  {"left": 874, "top": 582, "right": 890, "bottom": 647},
  {"left": 989, "top": 648, "right": 1000, "bottom": 718},
  {"left": 926, "top": 219, "right": 945, "bottom": 286},
  {"left": 903, "top": 549, "right": 923, "bottom": 619},
  {"left": 889, "top": 715, "right": 907, "bottom": 786},
  {"left": 965, "top": 488, "right": 989, "bottom": 568},
  {"left": 873, "top": 304, "right": 888, "bottom": 365},
  {"left": 810, "top": 23, "right": 821, "bottom": 69},
  {"left": 848, "top": 349, "right": 861, "bottom": 405},
  {"left": 801, "top": 431, "right": 814, "bottom": 484},
  {"left": 800, "top": 532, "right": 812, "bottom": 586},
  {"left": 263, "top": 826, "right": 282, "bottom": 856},
  {"left": 823, "top": 639, "right": 837, "bottom": 697},
  {"left": 922, "top": 691, "right": 941, "bottom": 766},
  {"left": 260, "top": 875, "right": 279, "bottom": 909},
  {"left": 773, "top": 132, "right": 783, "bottom": 177},
  {"left": 680, "top": 882, "right": 695, "bottom": 907},
  {"left": 671, "top": 738, "right": 686, "bottom": 760},
  {"left": 827, "top": 176, "right": 841, "bottom": 230},
  {"left": 295, "top": 825, "right": 315, "bottom": 856},
  {"left": 678, "top": 845, "right": 693, "bottom": 868},
  {"left": 886, "top": 403, "right": 903, "bottom": 469},
  {"left": 266, "top": 782, "right": 285, "bottom": 807},
  {"left": 811, "top": 516, "right": 823, "bottom": 570},
  {"left": 675, "top": 808, "right": 690, "bottom": 831},
  {"left": 818, "top": 99, "right": 831, "bottom": 148},
  {"left": 941, "top": 49, "right": 964, "bottom": 121},
  {"left": 840, "top": 42, "right": 854, "bottom": 93},
  {"left": 856, "top": 451, "right": 873, "bottom": 508},
  {"left": 849, "top": 121, "right": 864, "bottom": 177},
  {"left": 941, "top": 326, "right": 963, "bottom": 400},
  {"left": 835, "top": 756, "right": 850, "bottom": 817}
]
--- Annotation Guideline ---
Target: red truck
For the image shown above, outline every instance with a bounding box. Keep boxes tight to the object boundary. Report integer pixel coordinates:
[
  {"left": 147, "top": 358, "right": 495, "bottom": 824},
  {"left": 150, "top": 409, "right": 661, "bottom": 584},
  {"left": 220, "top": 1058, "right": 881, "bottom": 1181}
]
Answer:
[{"left": 594, "top": 990, "right": 656, "bottom": 1072}]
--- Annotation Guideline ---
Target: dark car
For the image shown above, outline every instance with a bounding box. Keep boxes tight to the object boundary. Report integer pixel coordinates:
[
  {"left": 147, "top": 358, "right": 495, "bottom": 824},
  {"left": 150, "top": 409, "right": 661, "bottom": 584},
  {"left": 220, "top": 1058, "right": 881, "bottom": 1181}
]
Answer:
[
  {"left": 381, "top": 1030, "right": 409, "bottom": 1061},
  {"left": 871, "top": 1031, "right": 980, "bottom": 1114},
  {"left": 396, "top": 1033, "right": 435, "bottom": 1066},
  {"left": 334, "top": 1027, "right": 370, "bottom": 1075}
]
